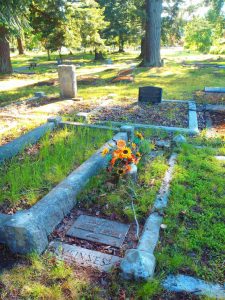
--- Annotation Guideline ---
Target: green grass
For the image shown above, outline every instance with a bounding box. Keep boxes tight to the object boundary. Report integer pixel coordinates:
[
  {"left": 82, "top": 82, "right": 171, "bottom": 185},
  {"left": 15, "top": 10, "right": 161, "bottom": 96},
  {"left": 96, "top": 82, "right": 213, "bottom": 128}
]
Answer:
[
  {"left": 0, "top": 253, "right": 100, "bottom": 299},
  {"left": 156, "top": 144, "right": 225, "bottom": 284},
  {"left": 0, "top": 126, "right": 112, "bottom": 210},
  {"left": 1, "top": 50, "right": 224, "bottom": 107},
  {"left": 78, "top": 152, "right": 168, "bottom": 223}
]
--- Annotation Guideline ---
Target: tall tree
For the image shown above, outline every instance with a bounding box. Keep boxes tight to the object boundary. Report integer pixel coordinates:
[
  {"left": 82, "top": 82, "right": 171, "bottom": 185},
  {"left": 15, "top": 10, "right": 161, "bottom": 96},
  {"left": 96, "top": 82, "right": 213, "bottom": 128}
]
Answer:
[
  {"left": 0, "top": 0, "right": 30, "bottom": 73},
  {"left": 17, "top": 36, "right": 25, "bottom": 55},
  {"left": 141, "top": 0, "right": 163, "bottom": 67},
  {"left": 98, "top": 0, "right": 141, "bottom": 52}
]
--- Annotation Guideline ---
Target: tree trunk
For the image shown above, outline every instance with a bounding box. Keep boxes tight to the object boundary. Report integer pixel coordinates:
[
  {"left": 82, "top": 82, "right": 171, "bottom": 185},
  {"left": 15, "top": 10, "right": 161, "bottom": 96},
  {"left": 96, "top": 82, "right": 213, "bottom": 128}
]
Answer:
[
  {"left": 139, "top": 37, "right": 146, "bottom": 59},
  {"left": 94, "top": 49, "right": 104, "bottom": 61},
  {"left": 141, "top": 0, "right": 162, "bottom": 67},
  {"left": 0, "top": 26, "right": 13, "bottom": 74},
  {"left": 17, "top": 37, "right": 24, "bottom": 55},
  {"left": 47, "top": 49, "right": 51, "bottom": 60},
  {"left": 118, "top": 35, "right": 125, "bottom": 53}
]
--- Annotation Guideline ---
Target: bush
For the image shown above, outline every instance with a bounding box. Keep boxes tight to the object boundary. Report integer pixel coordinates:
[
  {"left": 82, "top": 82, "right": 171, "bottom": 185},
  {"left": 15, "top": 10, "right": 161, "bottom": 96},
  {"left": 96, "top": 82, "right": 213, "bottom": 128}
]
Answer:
[{"left": 184, "top": 18, "right": 212, "bottom": 53}]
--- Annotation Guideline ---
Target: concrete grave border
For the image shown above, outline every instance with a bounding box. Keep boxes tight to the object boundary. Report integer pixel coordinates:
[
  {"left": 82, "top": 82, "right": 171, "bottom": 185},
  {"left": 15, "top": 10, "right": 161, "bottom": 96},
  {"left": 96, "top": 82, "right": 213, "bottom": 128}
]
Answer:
[
  {"left": 0, "top": 117, "right": 61, "bottom": 164},
  {"left": 0, "top": 131, "right": 128, "bottom": 254},
  {"left": 93, "top": 100, "right": 199, "bottom": 136},
  {"left": 120, "top": 153, "right": 178, "bottom": 280}
]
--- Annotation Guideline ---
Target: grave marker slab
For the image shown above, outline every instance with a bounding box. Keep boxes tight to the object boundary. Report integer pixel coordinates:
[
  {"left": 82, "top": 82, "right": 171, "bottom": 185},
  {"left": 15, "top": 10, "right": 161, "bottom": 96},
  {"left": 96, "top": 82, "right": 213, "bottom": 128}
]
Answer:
[
  {"left": 49, "top": 241, "right": 121, "bottom": 272},
  {"left": 66, "top": 215, "right": 130, "bottom": 248}
]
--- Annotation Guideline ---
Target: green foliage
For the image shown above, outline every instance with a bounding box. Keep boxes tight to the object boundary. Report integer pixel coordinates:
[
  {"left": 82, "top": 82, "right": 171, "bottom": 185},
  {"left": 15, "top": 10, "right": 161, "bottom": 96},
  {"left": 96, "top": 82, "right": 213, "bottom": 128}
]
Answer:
[
  {"left": 0, "top": 127, "right": 112, "bottom": 209},
  {"left": 98, "top": 0, "right": 142, "bottom": 51},
  {"left": 184, "top": 18, "right": 212, "bottom": 53}
]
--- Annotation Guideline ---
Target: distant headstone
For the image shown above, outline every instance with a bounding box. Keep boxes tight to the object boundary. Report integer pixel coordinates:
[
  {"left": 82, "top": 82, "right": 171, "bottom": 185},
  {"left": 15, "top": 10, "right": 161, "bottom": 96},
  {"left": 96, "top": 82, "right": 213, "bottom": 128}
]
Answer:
[
  {"left": 138, "top": 86, "right": 162, "bottom": 104},
  {"left": 66, "top": 215, "right": 130, "bottom": 248},
  {"left": 205, "top": 87, "right": 225, "bottom": 93},
  {"left": 34, "top": 92, "right": 45, "bottom": 98},
  {"left": 58, "top": 65, "right": 77, "bottom": 99},
  {"left": 49, "top": 241, "right": 122, "bottom": 272}
]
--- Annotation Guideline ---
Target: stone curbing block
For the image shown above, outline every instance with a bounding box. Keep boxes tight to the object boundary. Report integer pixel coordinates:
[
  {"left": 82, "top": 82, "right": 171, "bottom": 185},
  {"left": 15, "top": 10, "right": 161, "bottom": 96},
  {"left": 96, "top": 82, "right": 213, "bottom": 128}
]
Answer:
[
  {"left": 1, "top": 132, "right": 128, "bottom": 254},
  {"left": 163, "top": 274, "right": 225, "bottom": 299},
  {"left": 0, "top": 121, "right": 57, "bottom": 164},
  {"left": 120, "top": 125, "right": 134, "bottom": 141},
  {"left": 120, "top": 153, "right": 177, "bottom": 280},
  {"left": 120, "top": 249, "right": 156, "bottom": 280},
  {"left": 188, "top": 101, "right": 199, "bottom": 134},
  {"left": 0, "top": 213, "right": 11, "bottom": 244}
]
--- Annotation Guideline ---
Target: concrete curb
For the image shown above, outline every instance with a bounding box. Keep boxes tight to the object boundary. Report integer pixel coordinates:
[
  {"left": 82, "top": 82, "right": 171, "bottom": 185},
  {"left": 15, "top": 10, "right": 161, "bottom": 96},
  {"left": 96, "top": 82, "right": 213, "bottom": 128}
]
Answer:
[
  {"left": 59, "top": 121, "right": 119, "bottom": 132},
  {"left": 120, "top": 153, "right": 177, "bottom": 280},
  {"left": 188, "top": 101, "right": 199, "bottom": 134},
  {"left": 0, "top": 117, "right": 61, "bottom": 164},
  {"left": 205, "top": 104, "right": 225, "bottom": 112},
  {"left": 163, "top": 274, "right": 225, "bottom": 299},
  {"left": 0, "top": 132, "right": 128, "bottom": 255},
  {"left": 96, "top": 121, "right": 198, "bottom": 136}
]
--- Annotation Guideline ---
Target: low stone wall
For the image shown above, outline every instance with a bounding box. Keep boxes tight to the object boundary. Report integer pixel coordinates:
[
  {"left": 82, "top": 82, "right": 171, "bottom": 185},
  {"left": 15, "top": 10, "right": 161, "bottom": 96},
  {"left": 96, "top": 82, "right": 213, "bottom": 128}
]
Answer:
[
  {"left": 0, "top": 132, "right": 128, "bottom": 255},
  {"left": 0, "top": 117, "right": 61, "bottom": 164}
]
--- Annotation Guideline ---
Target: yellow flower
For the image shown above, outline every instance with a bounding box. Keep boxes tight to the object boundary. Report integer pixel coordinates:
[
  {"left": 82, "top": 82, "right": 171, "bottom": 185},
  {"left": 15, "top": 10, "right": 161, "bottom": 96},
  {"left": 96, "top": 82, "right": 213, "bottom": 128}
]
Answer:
[
  {"left": 132, "top": 143, "right": 136, "bottom": 149},
  {"left": 102, "top": 148, "right": 109, "bottom": 156},
  {"left": 117, "top": 140, "right": 126, "bottom": 149},
  {"left": 121, "top": 147, "right": 132, "bottom": 159},
  {"left": 135, "top": 131, "right": 144, "bottom": 140},
  {"left": 136, "top": 152, "right": 141, "bottom": 157}
]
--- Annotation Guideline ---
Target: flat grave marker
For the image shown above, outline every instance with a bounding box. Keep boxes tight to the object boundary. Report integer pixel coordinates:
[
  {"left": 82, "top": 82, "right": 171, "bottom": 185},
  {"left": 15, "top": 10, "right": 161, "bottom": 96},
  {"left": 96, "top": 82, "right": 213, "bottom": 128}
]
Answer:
[
  {"left": 49, "top": 241, "right": 122, "bottom": 272},
  {"left": 66, "top": 215, "right": 130, "bottom": 248}
]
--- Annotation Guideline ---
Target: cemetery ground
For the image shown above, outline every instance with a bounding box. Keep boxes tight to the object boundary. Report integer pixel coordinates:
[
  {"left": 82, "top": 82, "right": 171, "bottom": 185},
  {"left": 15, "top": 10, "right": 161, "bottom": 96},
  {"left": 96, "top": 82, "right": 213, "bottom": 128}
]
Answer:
[{"left": 0, "top": 49, "right": 225, "bottom": 299}]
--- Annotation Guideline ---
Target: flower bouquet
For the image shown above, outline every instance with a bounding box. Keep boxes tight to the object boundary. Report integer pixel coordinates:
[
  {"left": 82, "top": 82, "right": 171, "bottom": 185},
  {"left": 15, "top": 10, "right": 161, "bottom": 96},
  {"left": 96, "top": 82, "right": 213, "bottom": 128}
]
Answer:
[{"left": 102, "top": 131, "right": 149, "bottom": 178}]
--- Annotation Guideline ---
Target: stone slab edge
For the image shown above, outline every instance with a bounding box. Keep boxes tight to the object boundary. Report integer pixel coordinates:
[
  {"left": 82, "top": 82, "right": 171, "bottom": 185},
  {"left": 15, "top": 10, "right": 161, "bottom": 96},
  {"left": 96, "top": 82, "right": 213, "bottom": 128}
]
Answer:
[
  {"left": 120, "top": 153, "right": 177, "bottom": 280},
  {"left": 48, "top": 241, "right": 122, "bottom": 272},
  {"left": 0, "top": 119, "right": 59, "bottom": 164},
  {"left": 188, "top": 101, "right": 199, "bottom": 134},
  {"left": 96, "top": 121, "right": 198, "bottom": 136},
  {"left": 163, "top": 274, "right": 225, "bottom": 299},
  {"left": 205, "top": 104, "right": 225, "bottom": 112},
  {"left": 1, "top": 132, "right": 128, "bottom": 255},
  {"left": 60, "top": 121, "right": 119, "bottom": 132}
]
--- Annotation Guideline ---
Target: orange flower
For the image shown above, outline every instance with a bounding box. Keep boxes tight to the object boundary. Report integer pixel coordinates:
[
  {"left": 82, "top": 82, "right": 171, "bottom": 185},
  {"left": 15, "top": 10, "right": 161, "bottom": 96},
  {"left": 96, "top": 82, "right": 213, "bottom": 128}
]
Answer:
[
  {"left": 110, "top": 157, "right": 117, "bottom": 166},
  {"left": 117, "top": 140, "right": 126, "bottom": 149},
  {"left": 126, "top": 165, "right": 132, "bottom": 172}
]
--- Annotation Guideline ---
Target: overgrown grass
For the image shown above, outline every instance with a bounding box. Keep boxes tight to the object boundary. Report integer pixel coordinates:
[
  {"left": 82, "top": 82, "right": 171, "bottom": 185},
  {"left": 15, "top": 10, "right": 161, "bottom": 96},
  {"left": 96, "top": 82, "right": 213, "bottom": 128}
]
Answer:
[
  {"left": 1, "top": 50, "right": 224, "bottom": 107},
  {"left": 156, "top": 144, "right": 225, "bottom": 284},
  {"left": 78, "top": 153, "right": 168, "bottom": 223},
  {"left": 0, "top": 126, "right": 112, "bottom": 210}
]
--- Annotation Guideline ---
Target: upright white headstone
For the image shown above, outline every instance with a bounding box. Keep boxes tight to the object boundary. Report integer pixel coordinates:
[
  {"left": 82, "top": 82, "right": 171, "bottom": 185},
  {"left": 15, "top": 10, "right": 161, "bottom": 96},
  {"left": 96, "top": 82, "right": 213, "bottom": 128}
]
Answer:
[{"left": 58, "top": 65, "right": 77, "bottom": 98}]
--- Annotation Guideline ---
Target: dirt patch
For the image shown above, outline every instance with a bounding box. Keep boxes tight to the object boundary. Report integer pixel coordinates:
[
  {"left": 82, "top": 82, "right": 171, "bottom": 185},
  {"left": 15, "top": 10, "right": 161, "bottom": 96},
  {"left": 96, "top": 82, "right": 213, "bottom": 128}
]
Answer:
[
  {"left": 193, "top": 90, "right": 225, "bottom": 105},
  {"left": 90, "top": 100, "right": 189, "bottom": 128},
  {"left": 209, "top": 111, "right": 225, "bottom": 136},
  {"left": 111, "top": 75, "right": 134, "bottom": 83}
]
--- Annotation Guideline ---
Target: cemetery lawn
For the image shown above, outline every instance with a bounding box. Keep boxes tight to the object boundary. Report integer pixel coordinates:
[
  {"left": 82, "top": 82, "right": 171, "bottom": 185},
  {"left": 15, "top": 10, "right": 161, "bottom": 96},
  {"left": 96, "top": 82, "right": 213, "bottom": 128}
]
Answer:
[
  {"left": 0, "top": 50, "right": 225, "bottom": 107},
  {"left": 0, "top": 126, "right": 112, "bottom": 213},
  {"left": 156, "top": 144, "right": 225, "bottom": 284}
]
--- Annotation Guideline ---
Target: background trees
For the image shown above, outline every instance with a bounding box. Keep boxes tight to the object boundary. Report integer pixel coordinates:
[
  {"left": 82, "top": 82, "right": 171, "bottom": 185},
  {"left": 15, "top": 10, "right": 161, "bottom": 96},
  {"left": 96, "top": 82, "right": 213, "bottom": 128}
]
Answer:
[{"left": 0, "top": 0, "right": 30, "bottom": 73}]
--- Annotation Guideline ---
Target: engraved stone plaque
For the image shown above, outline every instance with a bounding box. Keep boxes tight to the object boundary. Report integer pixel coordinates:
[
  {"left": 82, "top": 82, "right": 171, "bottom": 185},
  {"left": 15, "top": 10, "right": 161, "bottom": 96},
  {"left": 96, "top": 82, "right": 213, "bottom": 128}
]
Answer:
[
  {"left": 49, "top": 241, "right": 122, "bottom": 272},
  {"left": 66, "top": 215, "right": 130, "bottom": 248}
]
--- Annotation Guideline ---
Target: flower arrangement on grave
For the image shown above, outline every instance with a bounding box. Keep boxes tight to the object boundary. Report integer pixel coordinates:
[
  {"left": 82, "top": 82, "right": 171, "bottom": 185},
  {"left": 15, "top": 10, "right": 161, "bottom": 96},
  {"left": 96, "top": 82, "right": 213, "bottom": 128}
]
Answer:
[{"left": 101, "top": 131, "right": 149, "bottom": 177}]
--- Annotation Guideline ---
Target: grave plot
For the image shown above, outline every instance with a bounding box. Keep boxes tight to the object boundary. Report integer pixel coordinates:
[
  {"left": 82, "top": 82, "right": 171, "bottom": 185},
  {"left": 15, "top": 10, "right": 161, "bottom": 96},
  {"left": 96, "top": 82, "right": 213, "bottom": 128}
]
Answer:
[
  {"left": 156, "top": 145, "right": 225, "bottom": 285},
  {"left": 49, "top": 139, "right": 170, "bottom": 270},
  {"left": 0, "top": 126, "right": 112, "bottom": 214},
  {"left": 89, "top": 100, "right": 189, "bottom": 128}
]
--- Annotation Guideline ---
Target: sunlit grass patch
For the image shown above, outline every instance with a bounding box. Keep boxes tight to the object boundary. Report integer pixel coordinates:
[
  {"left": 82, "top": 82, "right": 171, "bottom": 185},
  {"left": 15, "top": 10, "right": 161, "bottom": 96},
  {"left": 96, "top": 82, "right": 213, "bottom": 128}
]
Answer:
[
  {"left": 0, "top": 126, "right": 112, "bottom": 211},
  {"left": 0, "top": 253, "right": 98, "bottom": 300},
  {"left": 156, "top": 144, "right": 225, "bottom": 284}
]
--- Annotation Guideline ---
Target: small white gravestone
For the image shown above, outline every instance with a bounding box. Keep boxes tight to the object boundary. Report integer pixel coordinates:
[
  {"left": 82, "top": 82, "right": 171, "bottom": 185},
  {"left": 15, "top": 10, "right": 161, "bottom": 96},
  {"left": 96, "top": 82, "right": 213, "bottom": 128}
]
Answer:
[{"left": 58, "top": 65, "right": 77, "bottom": 99}]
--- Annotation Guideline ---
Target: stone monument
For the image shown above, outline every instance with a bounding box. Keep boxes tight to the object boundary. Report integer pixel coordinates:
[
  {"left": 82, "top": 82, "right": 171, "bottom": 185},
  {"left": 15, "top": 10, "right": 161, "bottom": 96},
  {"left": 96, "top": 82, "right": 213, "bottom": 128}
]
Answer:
[{"left": 58, "top": 65, "right": 77, "bottom": 99}]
